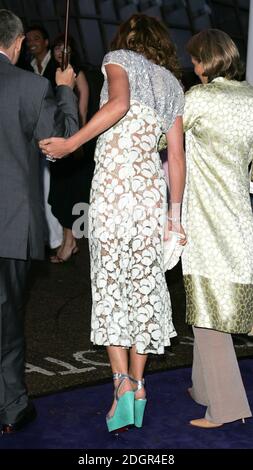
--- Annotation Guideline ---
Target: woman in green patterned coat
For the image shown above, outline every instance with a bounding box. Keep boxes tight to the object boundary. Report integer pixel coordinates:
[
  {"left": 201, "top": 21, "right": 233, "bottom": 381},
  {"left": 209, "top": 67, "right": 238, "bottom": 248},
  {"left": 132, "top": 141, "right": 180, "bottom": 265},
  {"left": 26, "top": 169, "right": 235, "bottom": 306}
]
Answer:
[{"left": 182, "top": 29, "right": 253, "bottom": 428}]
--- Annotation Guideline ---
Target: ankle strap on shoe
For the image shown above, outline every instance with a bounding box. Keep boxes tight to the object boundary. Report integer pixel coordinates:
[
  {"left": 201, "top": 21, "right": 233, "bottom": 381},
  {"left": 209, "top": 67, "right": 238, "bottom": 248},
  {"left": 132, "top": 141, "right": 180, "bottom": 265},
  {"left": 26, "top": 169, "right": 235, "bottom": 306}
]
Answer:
[
  {"left": 129, "top": 377, "right": 145, "bottom": 391},
  {"left": 112, "top": 373, "right": 130, "bottom": 381},
  {"left": 112, "top": 373, "right": 131, "bottom": 401}
]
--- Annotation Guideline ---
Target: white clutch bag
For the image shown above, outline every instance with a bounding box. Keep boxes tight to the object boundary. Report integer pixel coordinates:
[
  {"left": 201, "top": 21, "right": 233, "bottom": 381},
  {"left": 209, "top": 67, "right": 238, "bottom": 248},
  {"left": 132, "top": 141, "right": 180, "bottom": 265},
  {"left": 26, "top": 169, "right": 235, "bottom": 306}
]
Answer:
[{"left": 164, "top": 231, "right": 185, "bottom": 271}]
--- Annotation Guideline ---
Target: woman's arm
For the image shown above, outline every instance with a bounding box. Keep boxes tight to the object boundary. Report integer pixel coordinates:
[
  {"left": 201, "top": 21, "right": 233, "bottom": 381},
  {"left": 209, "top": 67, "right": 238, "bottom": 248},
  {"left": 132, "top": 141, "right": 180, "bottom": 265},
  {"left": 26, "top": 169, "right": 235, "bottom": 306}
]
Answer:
[
  {"left": 39, "top": 64, "right": 130, "bottom": 158},
  {"left": 166, "top": 116, "right": 186, "bottom": 242},
  {"left": 76, "top": 70, "right": 89, "bottom": 126},
  {"left": 167, "top": 116, "right": 185, "bottom": 204}
]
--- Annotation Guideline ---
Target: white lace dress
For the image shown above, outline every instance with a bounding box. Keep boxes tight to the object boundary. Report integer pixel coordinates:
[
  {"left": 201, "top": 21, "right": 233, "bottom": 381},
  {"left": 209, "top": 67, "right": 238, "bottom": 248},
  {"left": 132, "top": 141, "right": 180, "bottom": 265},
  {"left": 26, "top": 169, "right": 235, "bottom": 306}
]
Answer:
[{"left": 89, "top": 49, "right": 184, "bottom": 354}]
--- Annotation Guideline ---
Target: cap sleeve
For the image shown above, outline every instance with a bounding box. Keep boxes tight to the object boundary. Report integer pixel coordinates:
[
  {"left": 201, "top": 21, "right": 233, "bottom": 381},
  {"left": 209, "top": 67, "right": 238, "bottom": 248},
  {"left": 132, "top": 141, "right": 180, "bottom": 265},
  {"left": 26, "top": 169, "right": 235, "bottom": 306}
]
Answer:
[
  {"left": 175, "top": 84, "right": 185, "bottom": 117},
  {"left": 163, "top": 78, "right": 184, "bottom": 133},
  {"left": 101, "top": 50, "right": 129, "bottom": 77}
]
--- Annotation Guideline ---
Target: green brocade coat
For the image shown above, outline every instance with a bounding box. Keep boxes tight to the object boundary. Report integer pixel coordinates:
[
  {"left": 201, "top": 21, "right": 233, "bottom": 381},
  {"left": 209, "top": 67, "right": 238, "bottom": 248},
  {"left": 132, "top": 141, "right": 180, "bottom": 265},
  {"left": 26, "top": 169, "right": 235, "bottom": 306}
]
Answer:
[{"left": 182, "top": 78, "right": 253, "bottom": 333}]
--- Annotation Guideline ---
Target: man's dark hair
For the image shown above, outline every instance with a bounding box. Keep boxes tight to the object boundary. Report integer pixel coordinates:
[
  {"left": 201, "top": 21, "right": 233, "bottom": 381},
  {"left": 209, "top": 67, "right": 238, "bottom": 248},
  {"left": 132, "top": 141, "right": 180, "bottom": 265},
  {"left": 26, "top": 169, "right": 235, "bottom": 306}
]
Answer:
[
  {"left": 26, "top": 25, "right": 49, "bottom": 41},
  {"left": 0, "top": 9, "right": 24, "bottom": 48}
]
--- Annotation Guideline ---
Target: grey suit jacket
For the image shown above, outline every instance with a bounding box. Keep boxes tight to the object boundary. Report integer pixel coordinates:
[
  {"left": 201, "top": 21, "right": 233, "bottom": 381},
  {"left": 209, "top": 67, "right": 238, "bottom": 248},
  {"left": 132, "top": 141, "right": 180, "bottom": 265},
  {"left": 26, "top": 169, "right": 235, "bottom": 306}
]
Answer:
[{"left": 0, "top": 53, "right": 79, "bottom": 260}]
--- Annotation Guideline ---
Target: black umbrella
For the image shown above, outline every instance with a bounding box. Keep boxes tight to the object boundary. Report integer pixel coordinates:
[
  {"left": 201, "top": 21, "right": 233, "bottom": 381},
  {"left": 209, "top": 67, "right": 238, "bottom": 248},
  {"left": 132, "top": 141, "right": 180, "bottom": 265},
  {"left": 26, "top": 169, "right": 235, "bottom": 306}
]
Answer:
[{"left": 61, "top": 0, "right": 70, "bottom": 70}]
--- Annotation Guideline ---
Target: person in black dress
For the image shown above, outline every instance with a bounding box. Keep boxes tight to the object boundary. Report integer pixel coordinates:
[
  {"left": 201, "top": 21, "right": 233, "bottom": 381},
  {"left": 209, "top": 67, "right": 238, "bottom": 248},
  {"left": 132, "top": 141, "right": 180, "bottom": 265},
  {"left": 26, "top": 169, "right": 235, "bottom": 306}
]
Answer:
[{"left": 49, "top": 35, "right": 89, "bottom": 262}]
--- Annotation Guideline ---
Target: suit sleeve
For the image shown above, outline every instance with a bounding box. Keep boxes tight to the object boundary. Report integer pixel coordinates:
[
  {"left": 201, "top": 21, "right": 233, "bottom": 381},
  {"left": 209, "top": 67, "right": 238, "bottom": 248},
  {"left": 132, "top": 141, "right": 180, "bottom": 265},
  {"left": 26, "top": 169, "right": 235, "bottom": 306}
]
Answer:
[{"left": 33, "top": 81, "right": 79, "bottom": 141}]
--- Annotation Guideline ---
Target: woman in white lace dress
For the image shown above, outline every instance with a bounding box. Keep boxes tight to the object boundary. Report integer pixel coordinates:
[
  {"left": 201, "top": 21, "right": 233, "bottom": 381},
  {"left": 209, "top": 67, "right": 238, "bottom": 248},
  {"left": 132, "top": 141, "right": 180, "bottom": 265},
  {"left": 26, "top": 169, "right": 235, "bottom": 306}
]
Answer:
[{"left": 40, "top": 14, "right": 185, "bottom": 432}]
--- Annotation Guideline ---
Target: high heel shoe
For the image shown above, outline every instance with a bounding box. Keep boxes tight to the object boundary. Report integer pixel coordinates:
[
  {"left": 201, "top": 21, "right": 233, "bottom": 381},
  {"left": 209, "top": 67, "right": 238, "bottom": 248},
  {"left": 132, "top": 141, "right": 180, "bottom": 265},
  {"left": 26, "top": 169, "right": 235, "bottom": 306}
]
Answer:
[
  {"left": 130, "top": 377, "right": 147, "bottom": 428},
  {"left": 106, "top": 373, "right": 135, "bottom": 433}
]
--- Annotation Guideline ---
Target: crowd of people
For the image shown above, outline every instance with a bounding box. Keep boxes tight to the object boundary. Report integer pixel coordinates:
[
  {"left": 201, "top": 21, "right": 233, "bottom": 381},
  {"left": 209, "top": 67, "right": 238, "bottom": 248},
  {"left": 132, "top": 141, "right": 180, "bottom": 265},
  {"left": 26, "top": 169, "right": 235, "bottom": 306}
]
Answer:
[{"left": 0, "top": 8, "right": 253, "bottom": 436}]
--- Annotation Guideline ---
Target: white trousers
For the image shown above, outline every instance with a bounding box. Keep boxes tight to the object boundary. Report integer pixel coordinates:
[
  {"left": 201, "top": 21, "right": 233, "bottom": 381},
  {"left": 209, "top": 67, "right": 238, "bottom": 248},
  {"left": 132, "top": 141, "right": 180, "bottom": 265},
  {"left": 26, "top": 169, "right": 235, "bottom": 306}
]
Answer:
[{"left": 42, "top": 159, "right": 63, "bottom": 249}]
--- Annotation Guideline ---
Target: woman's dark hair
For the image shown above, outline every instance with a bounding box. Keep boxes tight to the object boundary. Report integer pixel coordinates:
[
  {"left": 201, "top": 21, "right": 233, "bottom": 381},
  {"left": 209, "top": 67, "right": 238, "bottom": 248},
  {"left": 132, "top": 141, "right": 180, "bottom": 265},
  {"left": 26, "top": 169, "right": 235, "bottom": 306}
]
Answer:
[
  {"left": 52, "top": 33, "right": 80, "bottom": 70},
  {"left": 110, "top": 13, "right": 181, "bottom": 79},
  {"left": 186, "top": 29, "right": 244, "bottom": 82}
]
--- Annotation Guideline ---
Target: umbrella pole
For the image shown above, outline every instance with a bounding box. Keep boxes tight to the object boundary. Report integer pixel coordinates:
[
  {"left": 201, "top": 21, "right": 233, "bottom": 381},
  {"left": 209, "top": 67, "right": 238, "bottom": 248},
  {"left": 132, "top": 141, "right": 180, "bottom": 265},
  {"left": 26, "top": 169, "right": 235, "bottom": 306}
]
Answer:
[{"left": 61, "top": 0, "right": 70, "bottom": 70}]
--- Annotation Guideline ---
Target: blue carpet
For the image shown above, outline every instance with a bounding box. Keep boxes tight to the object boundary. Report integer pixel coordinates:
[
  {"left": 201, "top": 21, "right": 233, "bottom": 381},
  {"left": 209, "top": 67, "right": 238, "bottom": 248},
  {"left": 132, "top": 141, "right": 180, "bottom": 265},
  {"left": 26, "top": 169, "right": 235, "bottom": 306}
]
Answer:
[{"left": 0, "top": 359, "right": 252, "bottom": 449}]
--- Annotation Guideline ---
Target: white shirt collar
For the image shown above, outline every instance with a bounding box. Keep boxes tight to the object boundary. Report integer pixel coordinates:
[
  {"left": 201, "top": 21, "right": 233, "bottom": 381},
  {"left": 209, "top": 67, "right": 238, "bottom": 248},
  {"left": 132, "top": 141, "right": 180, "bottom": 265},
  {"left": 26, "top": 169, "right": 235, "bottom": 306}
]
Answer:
[
  {"left": 0, "top": 50, "right": 10, "bottom": 59},
  {"left": 31, "top": 49, "right": 51, "bottom": 75}
]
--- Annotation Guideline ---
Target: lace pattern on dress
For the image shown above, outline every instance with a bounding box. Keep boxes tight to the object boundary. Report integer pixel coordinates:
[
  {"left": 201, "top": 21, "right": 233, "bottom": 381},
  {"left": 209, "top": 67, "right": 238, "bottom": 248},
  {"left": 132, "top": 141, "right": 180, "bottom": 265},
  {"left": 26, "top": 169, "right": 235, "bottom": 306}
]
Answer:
[{"left": 89, "top": 103, "right": 176, "bottom": 354}]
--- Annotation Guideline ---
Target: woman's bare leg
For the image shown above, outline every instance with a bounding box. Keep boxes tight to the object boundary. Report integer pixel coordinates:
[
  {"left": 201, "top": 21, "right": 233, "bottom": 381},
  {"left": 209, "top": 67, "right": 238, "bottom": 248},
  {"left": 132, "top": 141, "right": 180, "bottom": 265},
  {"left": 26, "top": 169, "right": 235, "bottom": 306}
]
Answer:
[
  {"left": 106, "top": 346, "right": 132, "bottom": 417},
  {"left": 129, "top": 345, "right": 148, "bottom": 399}
]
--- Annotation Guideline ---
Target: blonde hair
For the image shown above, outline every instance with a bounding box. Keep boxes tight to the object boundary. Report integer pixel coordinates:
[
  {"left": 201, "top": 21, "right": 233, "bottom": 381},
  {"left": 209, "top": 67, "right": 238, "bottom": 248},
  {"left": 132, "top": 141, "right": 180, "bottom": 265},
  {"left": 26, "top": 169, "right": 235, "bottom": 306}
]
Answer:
[
  {"left": 110, "top": 14, "right": 181, "bottom": 79},
  {"left": 186, "top": 29, "right": 244, "bottom": 82}
]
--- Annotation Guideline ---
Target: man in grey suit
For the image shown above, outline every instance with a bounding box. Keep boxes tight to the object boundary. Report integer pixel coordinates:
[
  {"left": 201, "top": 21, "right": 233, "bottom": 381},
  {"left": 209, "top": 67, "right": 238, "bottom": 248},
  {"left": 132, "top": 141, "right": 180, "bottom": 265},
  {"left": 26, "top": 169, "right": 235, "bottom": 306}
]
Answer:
[{"left": 0, "top": 10, "right": 78, "bottom": 433}]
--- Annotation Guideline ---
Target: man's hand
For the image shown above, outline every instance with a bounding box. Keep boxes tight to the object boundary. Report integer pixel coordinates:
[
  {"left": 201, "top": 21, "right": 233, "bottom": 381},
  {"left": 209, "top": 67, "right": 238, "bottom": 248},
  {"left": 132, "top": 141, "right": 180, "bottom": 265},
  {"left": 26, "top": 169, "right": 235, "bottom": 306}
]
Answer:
[{"left": 56, "top": 64, "right": 76, "bottom": 89}]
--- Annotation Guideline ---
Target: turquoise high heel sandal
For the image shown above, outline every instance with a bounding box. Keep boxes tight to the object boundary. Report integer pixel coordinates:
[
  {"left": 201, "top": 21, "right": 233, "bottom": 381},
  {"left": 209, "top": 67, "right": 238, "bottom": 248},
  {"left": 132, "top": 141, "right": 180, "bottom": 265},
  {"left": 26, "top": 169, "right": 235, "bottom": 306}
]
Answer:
[
  {"left": 131, "top": 377, "right": 147, "bottom": 428},
  {"left": 106, "top": 373, "right": 135, "bottom": 433}
]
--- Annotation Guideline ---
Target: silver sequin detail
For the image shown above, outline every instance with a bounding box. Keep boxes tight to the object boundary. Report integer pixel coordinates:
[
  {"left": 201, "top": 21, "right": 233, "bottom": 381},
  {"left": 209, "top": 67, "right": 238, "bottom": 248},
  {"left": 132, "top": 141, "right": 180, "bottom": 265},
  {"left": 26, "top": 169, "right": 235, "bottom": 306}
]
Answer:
[{"left": 100, "top": 49, "right": 184, "bottom": 133}]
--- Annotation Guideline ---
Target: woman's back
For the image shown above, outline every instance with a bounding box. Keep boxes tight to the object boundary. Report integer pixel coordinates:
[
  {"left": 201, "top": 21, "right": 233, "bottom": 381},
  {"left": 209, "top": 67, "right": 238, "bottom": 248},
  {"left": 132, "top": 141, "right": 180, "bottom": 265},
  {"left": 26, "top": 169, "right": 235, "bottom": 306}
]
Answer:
[
  {"left": 89, "top": 48, "right": 184, "bottom": 355},
  {"left": 100, "top": 49, "right": 184, "bottom": 134},
  {"left": 183, "top": 78, "right": 253, "bottom": 288},
  {"left": 185, "top": 78, "right": 253, "bottom": 170},
  {"left": 182, "top": 28, "right": 253, "bottom": 428}
]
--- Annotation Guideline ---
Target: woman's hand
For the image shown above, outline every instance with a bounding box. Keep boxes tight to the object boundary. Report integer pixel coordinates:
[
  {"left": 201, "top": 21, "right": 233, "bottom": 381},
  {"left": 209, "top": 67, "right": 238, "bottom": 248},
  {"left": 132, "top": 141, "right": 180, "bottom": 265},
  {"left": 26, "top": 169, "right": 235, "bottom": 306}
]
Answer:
[
  {"left": 39, "top": 137, "right": 72, "bottom": 159},
  {"left": 164, "top": 220, "right": 187, "bottom": 246},
  {"left": 177, "top": 224, "right": 187, "bottom": 245}
]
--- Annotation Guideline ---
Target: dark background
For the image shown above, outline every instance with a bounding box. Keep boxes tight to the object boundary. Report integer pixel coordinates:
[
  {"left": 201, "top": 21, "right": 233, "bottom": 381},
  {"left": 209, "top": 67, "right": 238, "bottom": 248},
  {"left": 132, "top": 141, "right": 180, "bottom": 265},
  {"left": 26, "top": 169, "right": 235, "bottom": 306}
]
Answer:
[{"left": 0, "top": 0, "right": 250, "bottom": 81}]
